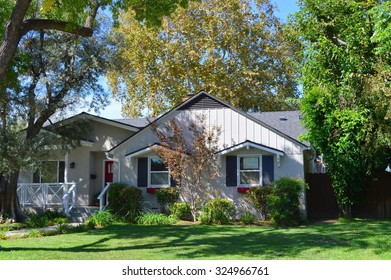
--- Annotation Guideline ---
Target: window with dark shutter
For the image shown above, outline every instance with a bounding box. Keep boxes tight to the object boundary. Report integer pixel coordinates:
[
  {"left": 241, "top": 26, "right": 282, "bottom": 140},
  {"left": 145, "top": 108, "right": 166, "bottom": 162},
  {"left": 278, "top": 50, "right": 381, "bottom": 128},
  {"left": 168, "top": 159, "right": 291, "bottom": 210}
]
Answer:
[
  {"left": 226, "top": 155, "right": 237, "bottom": 187},
  {"left": 137, "top": 157, "right": 148, "bottom": 187},
  {"left": 262, "top": 155, "right": 274, "bottom": 185}
]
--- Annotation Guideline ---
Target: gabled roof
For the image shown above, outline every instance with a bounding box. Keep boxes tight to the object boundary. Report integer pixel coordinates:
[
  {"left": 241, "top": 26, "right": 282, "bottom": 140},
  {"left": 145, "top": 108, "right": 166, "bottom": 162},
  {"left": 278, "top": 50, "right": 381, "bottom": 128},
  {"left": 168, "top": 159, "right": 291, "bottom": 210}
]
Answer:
[
  {"left": 109, "top": 90, "right": 309, "bottom": 153},
  {"left": 46, "top": 112, "right": 140, "bottom": 132}
]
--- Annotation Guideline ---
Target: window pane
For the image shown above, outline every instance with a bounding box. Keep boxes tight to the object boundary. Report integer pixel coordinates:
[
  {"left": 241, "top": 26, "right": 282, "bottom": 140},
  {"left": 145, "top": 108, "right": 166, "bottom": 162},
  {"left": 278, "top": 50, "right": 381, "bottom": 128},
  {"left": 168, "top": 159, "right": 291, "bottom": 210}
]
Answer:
[
  {"left": 151, "top": 172, "right": 169, "bottom": 185},
  {"left": 240, "top": 171, "right": 260, "bottom": 185},
  {"left": 240, "top": 157, "right": 259, "bottom": 170},
  {"left": 58, "top": 161, "right": 65, "bottom": 183},
  {"left": 41, "top": 161, "right": 58, "bottom": 183},
  {"left": 150, "top": 158, "right": 167, "bottom": 171}
]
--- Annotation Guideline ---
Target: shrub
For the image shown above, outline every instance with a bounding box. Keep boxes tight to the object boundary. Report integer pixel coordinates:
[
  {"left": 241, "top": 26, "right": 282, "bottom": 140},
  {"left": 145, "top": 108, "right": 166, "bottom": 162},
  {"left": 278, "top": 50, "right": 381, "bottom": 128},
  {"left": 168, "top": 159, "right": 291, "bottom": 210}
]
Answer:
[
  {"left": 108, "top": 182, "right": 143, "bottom": 222},
  {"left": 239, "top": 212, "right": 256, "bottom": 225},
  {"left": 248, "top": 185, "right": 273, "bottom": 220},
  {"left": 86, "top": 210, "right": 116, "bottom": 228},
  {"left": 199, "top": 198, "right": 236, "bottom": 225},
  {"left": 136, "top": 212, "right": 177, "bottom": 225},
  {"left": 169, "top": 202, "right": 191, "bottom": 220},
  {"left": 25, "top": 213, "right": 48, "bottom": 228},
  {"left": 156, "top": 187, "right": 179, "bottom": 214},
  {"left": 267, "top": 177, "right": 304, "bottom": 226}
]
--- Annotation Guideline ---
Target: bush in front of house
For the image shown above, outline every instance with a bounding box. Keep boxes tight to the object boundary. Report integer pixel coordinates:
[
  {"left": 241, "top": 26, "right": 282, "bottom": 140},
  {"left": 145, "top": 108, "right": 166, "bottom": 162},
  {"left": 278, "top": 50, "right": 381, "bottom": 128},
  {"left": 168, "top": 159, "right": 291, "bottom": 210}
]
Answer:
[
  {"left": 267, "top": 177, "right": 304, "bottom": 226},
  {"left": 247, "top": 185, "right": 273, "bottom": 220},
  {"left": 156, "top": 187, "right": 180, "bottom": 214},
  {"left": 169, "top": 202, "right": 191, "bottom": 220},
  {"left": 108, "top": 182, "right": 143, "bottom": 223},
  {"left": 199, "top": 198, "right": 236, "bottom": 225},
  {"left": 136, "top": 212, "right": 178, "bottom": 225},
  {"left": 86, "top": 210, "right": 116, "bottom": 228}
]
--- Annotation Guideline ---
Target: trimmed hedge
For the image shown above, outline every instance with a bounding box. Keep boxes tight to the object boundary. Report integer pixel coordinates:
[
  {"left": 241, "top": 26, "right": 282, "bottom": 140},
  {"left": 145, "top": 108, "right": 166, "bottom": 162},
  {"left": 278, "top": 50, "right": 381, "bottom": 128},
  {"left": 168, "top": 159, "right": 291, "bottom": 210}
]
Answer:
[
  {"left": 169, "top": 202, "right": 191, "bottom": 220},
  {"left": 108, "top": 182, "right": 142, "bottom": 222},
  {"left": 267, "top": 177, "right": 304, "bottom": 226},
  {"left": 248, "top": 185, "right": 273, "bottom": 220},
  {"left": 199, "top": 198, "right": 236, "bottom": 225},
  {"left": 156, "top": 187, "right": 179, "bottom": 214}
]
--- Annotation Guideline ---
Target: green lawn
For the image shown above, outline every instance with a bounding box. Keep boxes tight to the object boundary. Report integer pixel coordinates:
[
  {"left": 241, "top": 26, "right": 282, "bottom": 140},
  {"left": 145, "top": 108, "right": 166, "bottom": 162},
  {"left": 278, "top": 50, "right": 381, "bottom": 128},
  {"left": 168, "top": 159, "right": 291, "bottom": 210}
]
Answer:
[{"left": 1, "top": 219, "right": 391, "bottom": 260}]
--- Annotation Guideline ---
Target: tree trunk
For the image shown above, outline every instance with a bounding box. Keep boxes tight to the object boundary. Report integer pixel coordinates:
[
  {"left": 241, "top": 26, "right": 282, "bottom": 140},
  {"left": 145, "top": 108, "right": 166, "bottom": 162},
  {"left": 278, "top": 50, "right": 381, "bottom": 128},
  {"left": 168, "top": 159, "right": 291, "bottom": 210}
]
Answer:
[
  {"left": 342, "top": 205, "right": 352, "bottom": 219},
  {"left": 0, "top": 0, "right": 32, "bottom": 80},
  {"left": 0, "top": 171, "right": 25, "bottom": 222}
]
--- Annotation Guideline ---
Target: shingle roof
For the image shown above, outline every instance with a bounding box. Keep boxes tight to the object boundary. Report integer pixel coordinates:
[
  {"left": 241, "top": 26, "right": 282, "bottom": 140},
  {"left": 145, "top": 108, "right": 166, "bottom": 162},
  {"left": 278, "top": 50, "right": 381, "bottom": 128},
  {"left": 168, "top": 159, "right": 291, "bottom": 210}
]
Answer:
[
  {"left": 113, "top": 111, "right": 307, "bottom": 144},
  {"left": 114, "top": 117, "right": 156, "bottom": 129},
  {"left": 248, "top": 111, "right": 308, "bottom": 144}
]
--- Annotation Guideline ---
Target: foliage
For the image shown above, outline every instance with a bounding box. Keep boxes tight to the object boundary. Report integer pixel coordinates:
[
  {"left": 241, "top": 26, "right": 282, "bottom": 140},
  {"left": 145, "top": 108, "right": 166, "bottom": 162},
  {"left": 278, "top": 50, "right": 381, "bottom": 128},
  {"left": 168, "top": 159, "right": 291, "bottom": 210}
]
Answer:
[
  {"left": 199, "top": 198, "right": 236, "bottom": 225},
  {"left": 86, "top": 210, "right": 116, "bottom": 228},
  {"left": 108, "top": 0, "right": 301, "bottom": 117},
  {"left": 169, "top": 202, "right": 191, "bottom": 220},
  {"left": 292, "top": 0, "right": 391, "bottom": 216},
  {"left": 24, "top": 210, "right": 70, "bottom": 228},
  {"left": 107, "top": 183, "right": 143, "bottom": 222},
  {"left": 136, "top": 212, "right": 178, "bottom": 225},
  {"left": 247, "top": 185, "right": 273, "bottom": 220},
  {"left": 156, "top": 187, "right": 180, "bottom": 214},
  {"left": 0, "top": 0, "right": 191, "bottom": 222},
  {"left": 152, "top": 116, "right": 221, "bottom": 222},
  {"left": 267, "top": 177, "right": 303, "bottom": 226},
  {"left": 239, "top": 212, "right": 256, "bottom": 225}
]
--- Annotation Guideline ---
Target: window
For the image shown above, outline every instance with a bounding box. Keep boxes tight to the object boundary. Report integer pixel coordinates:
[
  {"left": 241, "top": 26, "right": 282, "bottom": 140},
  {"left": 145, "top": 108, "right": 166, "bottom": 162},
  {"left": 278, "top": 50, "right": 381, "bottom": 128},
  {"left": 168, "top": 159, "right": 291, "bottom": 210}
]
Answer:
[
  {"left": 149, "top": 157, "right": 169, "bottom": 186},
  {"left": 33, "top": 161, "right": 65, "bottom": 183},
  {"left": 239, "top": 156, "right": 260, "bottom": 185}
]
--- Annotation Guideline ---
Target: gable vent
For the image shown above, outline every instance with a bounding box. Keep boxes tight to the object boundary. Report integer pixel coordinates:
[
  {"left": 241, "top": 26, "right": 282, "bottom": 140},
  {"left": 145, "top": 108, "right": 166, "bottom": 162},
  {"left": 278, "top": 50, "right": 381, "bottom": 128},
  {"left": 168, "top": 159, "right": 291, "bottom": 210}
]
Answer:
[{"left": 179, "top": 95, "right": 228, "bottom": 111}]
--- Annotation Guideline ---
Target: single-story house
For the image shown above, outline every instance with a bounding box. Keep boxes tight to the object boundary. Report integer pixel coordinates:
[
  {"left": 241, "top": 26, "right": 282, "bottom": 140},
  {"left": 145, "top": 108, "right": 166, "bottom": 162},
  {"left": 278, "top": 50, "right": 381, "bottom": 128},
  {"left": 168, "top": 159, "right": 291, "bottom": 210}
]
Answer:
[{"left": 18, "top": 90, "right": 314, "bottom": 217}]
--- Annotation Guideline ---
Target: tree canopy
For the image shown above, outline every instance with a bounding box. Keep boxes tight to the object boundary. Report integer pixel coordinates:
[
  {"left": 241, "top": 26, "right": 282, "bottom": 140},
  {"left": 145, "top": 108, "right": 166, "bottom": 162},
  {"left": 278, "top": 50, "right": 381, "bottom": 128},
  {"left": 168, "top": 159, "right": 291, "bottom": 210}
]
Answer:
[
  {"left": 108, "top": 0, "right": 301, "bottom": 117},
  {"left": 0, "top": 0, "right": 190, "bottom": 221},
  {"left": 293, "top": 0, "right": 391, "bottom": 215}
]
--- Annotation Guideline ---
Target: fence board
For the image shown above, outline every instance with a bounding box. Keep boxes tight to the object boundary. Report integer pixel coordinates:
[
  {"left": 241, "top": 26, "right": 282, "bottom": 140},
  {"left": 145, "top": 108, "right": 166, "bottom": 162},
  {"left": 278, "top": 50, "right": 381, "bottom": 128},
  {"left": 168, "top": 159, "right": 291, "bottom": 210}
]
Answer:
[{"left": 306, "top": 172, "right": 391, "bottom": 219}]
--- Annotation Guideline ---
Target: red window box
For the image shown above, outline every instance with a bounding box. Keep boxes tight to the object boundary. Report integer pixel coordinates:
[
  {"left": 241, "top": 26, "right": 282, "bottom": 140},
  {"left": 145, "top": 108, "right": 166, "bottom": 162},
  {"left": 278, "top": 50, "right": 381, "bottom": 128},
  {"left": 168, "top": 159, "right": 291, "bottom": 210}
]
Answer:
[
  {"left": 237, "top": 187, "right": 251, "bottom": 193},
  {"left": 147, "top": 187, "right": 161, "bottom": 194}
]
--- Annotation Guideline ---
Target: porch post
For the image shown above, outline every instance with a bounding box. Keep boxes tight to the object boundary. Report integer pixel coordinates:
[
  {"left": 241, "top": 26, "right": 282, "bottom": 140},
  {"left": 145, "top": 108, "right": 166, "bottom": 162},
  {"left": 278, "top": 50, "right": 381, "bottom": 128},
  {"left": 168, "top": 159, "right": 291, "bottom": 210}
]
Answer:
[
  {"left": 64, "top": 153, "right": 69, "bottom": 184},
  {"left": 63, "top": 153, "right": 69, "bottom": 215}
]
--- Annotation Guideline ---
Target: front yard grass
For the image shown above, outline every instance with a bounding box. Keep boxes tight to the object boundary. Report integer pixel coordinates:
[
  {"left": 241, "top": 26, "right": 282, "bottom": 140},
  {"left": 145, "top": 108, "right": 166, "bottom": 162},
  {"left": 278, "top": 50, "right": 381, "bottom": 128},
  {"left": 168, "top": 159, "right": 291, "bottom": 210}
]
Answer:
[{"left": 1, "top": 219, "right": 391, "bottom": 260}]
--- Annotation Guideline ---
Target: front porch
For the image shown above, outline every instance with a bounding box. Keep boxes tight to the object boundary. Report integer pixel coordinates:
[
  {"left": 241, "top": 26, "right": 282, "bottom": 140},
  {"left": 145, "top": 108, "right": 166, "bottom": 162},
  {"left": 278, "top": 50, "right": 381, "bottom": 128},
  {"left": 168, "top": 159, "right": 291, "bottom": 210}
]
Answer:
[{"left": 17, "top": 183, "right": 77, "bottom": 216}]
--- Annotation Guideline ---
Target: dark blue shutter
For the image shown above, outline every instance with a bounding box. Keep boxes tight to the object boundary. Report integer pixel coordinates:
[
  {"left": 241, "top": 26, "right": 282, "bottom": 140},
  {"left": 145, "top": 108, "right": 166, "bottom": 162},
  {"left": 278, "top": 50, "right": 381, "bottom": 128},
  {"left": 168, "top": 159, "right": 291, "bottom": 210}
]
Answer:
[
  {"left": 226, "top": 156, "right": 237, "bottom": 187},
  {"left": 262, "top": 155, "right": 274, "bottom": 185},
  {"left": 138, "top": 157, "right": 148, "bottom": 187},
  {"left": 170, "top": 175, "right": 177, "bottom": 187}
]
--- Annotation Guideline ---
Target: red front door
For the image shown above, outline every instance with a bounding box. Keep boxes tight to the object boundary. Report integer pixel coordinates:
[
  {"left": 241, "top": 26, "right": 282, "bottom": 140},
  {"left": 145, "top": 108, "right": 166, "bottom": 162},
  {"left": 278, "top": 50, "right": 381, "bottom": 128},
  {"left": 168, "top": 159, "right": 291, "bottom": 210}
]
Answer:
[{"left": 104, "top": 161, "right": 114, "bottom": 185}]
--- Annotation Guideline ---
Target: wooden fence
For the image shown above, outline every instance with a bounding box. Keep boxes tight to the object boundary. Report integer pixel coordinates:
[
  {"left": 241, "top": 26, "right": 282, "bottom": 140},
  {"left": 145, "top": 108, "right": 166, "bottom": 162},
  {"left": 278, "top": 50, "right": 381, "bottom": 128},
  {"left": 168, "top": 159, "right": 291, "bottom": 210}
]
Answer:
[{"left": 306, "top": 172, "right": 391, "bottom": 219}]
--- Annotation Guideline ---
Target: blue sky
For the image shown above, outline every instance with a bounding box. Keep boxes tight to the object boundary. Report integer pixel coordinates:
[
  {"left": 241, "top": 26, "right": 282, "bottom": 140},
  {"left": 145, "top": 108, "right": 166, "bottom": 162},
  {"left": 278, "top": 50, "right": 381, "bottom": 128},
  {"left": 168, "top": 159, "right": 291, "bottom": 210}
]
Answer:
[{"left": 97, "top": 0, "right": 300, "bottom": 119}]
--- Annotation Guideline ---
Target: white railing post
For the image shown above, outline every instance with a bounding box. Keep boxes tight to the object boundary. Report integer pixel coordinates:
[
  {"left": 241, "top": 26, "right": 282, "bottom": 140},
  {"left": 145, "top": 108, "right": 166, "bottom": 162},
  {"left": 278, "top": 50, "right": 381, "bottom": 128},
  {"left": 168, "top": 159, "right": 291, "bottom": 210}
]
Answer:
[
  {"left": 63, "top": 183, "right": 69, "bottom": 215},
  {"left": 98, "top": 183, "right": 111, "bottom": 211}
]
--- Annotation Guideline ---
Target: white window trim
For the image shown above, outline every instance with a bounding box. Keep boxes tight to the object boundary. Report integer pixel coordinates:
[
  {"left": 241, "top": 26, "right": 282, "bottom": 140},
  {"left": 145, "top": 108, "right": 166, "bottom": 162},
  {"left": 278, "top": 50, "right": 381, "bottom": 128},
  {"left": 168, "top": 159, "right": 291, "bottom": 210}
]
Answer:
[
  {"left": 148, "top": 156, "right": 170, "bottom": 187},
  {"left": 237, "top": 155, "right": 263, "bottom": 187}
]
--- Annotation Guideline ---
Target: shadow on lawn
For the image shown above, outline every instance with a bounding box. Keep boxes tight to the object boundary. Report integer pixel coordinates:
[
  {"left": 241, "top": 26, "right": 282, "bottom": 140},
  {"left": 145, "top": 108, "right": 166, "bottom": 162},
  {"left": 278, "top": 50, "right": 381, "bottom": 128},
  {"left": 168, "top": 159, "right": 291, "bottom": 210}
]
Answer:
[{"left": 2, "top": 220, "right": 391, "bottom": 259}]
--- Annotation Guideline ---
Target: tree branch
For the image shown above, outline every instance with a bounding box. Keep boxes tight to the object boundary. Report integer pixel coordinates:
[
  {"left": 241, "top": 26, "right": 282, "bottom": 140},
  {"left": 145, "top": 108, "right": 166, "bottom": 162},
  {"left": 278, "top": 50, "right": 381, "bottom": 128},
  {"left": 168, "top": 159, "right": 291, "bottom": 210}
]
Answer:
[{"left": 21, "top": 19, "right": 93, "bottom": 37}]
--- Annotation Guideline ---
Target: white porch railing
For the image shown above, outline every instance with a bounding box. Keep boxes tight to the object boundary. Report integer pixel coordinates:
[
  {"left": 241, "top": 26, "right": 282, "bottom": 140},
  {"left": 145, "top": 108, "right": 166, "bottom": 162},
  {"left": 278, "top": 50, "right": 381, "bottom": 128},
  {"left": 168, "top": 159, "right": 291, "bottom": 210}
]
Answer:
[
  {"left": 17, "top": 182, "right": 77, "bottom": 216},
  {"left": 98, "top": 183, "right": 111, "bottom": 211}
]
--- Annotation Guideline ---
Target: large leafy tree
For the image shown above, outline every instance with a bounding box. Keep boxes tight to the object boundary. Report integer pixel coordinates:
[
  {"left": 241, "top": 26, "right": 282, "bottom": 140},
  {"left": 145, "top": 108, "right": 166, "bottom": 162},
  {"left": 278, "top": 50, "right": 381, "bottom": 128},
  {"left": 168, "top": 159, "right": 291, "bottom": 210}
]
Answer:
[
  {"left": 293, "top": 0, "right": 391, "bottom": 217},
  {"left": 0, "top": 0, "right": 190, "bottom": 221},
  {"left": 108, "top": 0, "right": 300, "bottom": 117}
]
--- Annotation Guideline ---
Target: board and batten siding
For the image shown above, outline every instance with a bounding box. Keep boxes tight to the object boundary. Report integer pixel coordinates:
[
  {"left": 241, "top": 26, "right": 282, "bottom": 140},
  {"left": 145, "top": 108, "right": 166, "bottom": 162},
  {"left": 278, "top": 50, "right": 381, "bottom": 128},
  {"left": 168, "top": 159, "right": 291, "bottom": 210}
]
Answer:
[{"left": 178, "top": 108, "right": 303, "bottom": 155}]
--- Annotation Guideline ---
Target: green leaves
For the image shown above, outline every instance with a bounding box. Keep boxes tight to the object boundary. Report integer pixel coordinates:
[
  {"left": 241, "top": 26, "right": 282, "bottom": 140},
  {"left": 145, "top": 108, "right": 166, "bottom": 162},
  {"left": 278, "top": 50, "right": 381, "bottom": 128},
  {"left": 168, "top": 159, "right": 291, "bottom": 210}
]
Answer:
[
  {"left": 108, "top": 0, "right": 301, "bottom": 117},
  {"left": 294, "top": 0, "right": 391, "bottom": 212}
]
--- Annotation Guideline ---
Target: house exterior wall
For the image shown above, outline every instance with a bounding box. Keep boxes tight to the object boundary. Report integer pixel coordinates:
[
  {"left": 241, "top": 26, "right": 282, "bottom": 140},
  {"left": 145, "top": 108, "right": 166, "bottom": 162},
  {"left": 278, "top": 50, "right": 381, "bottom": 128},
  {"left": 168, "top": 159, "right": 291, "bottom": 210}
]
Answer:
[
  {"left": 18, "top": 120, "right": 137, "bottom": 206},
  {"left": 111, "top": 106, "right": 308, "bottom": 217}
]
